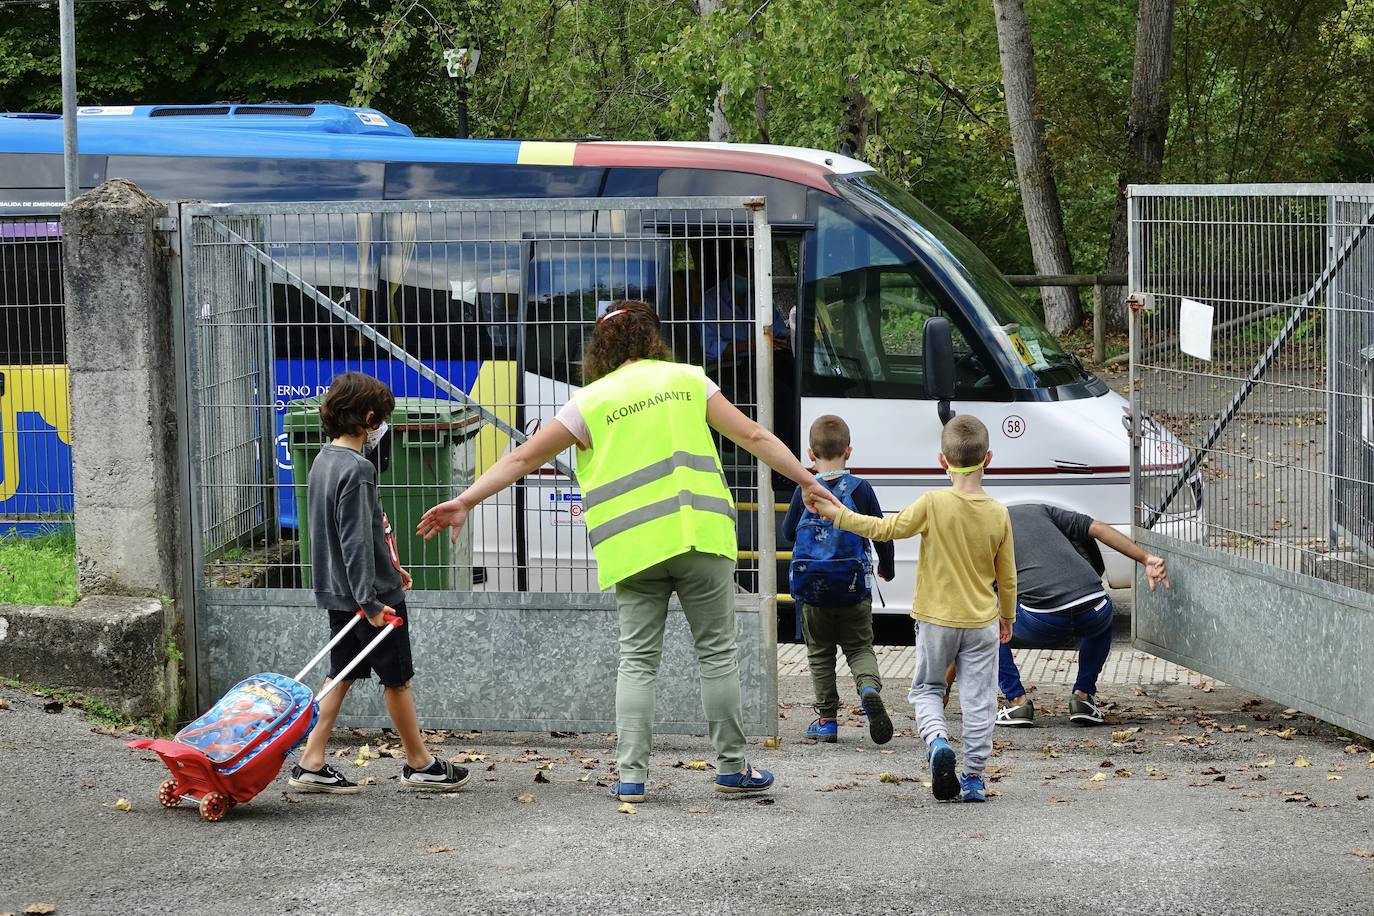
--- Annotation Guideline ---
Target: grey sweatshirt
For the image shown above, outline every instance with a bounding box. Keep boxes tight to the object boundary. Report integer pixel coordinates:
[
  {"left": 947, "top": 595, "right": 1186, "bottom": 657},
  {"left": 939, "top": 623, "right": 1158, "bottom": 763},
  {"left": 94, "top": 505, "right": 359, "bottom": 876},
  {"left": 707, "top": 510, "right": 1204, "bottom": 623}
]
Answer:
[{"left": 308, "top": 444, "right": 404, "bottom": 618}]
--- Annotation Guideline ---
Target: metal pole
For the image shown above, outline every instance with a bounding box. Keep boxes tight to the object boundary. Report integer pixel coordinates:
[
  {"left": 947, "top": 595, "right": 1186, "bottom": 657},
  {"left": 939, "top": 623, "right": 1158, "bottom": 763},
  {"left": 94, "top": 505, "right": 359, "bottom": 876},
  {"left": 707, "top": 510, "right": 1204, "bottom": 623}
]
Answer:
[
  {"left": 458, "top": 81, "right": 469, "bottom": 139},
  {"left": 59, "top": 0, "right": 79, "bottom": 201},
  {"left": 747, "top": 199, "right": 778, "bottom": 742}
]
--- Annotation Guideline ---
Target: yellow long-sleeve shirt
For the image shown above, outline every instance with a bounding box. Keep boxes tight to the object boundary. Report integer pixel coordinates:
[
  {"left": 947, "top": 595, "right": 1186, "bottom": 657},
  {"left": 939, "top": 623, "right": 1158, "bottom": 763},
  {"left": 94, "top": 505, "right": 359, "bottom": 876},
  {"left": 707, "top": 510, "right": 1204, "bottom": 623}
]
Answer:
[{"left": 834, "top": 488, "right": 1017, "bottom": 628}]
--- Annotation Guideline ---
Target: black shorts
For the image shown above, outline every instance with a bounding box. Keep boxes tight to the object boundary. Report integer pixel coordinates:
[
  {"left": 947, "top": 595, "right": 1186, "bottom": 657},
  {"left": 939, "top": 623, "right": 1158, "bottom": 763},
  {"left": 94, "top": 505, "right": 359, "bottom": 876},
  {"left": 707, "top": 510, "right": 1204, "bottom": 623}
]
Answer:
[{"left": 326, "top": 600, "right": 414, "bottom": 688}]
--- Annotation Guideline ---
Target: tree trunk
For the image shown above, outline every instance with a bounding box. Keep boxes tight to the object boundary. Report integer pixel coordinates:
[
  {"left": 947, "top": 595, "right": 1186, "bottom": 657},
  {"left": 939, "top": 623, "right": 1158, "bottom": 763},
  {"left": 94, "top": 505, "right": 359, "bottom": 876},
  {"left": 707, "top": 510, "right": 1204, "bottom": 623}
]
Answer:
[
  {"left": 992, "top": 0, "right": 1081, "bottom": 334},
  {"left": 1103, "top": 0, "right": 1176, "bottom": 332},
  {"left": 698, "top": 0, "right": 732, "bottom": 141}
]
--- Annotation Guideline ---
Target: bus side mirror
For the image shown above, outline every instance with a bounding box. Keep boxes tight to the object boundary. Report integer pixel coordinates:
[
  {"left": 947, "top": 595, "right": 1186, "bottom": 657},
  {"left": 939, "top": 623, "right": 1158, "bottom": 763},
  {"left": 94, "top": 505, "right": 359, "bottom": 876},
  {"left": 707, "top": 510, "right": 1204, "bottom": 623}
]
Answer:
[{"left": 923, "top": 317, "right": 957, "bottom": 426}]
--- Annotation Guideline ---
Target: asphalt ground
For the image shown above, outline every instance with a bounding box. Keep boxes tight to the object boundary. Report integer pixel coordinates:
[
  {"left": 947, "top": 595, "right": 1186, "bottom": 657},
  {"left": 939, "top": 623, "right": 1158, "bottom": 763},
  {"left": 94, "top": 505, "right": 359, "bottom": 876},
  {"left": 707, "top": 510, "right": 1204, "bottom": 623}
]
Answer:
[{"left": 3, "top": 659, "right": 1373, "bottom": 916}]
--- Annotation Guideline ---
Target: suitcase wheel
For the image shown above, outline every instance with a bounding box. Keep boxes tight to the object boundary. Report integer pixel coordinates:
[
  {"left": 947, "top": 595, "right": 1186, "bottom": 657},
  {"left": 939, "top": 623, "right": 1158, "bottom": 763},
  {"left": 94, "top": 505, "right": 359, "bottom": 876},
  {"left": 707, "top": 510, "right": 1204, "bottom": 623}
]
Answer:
[
  {"left": 198, "top": 792, "right": 231, "bottom": 822},
  {"left": 157, "top": 779, "right": 181, "bottom": 808}
]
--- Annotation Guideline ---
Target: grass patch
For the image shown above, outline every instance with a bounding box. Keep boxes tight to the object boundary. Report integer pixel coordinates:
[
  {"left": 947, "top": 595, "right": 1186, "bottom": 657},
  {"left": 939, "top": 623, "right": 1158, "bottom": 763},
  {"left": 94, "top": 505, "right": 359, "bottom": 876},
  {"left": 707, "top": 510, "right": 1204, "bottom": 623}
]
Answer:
[{"left": 0, "top": 529, "right": 78, "bottom": 607}]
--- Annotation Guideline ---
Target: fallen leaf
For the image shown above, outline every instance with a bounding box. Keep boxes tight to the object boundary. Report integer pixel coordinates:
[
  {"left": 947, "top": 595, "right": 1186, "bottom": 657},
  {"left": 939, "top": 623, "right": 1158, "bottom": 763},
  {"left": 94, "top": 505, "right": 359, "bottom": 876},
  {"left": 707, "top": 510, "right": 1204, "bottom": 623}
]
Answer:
[
  {"left": 0, "top": 698, "right": 10, "bottom": 710},
  {"left": 682, "top": 760, "right": 708, "bottom": 771},
  {"left": 113, "top": 798, "right": 132, "bottom": 811},
  {"left": 42, "top": 700, "right": 62, "bottom": 714},
  {"left": 1355, "top": 849, "right": 1374, "bottom": 858},
  {"left": 1357, "top": 794, "right": 1370, "bottom": 801},
  {"left": 577, "top": 774, "right": 591, "bottom": 783},
  {"left": 1344, "top": 744, "right": 1369, "bottom": 755},
  {"left": 332, "top": 749, "right": 348, "bottom": 758},
  {"left": 426, "top": 844, "right": 452, "bottom": 854},
  {"left": 281, "top": 792, "right": 302, "bottom": 804},
  {"left": 1089, "top": 773, "right": 1107, "bottom": 782},
  {"left": 1283, "top": 792, "right": 1310, "bottom": 803},
  {"left": 878, "top": 773, "right": 900, "bottom": 784},
  {"left": 1111, "top": 728, "right": 1140, "bottom": 742},
  {"left": 617, "top": 802, "right": 638, "bottom": 814},
  {"left": 352, "top": 758, "right": 369, "bottom": 768},
  {"left": 1242, "top": 791, "right": 1264, "bottom": 798},
  {"left": 1294, "top": 756, "right": 1312, "bottom": 768},
  {"left": 1049, "top": 796, "right": 1073, "bottom": 804},
  {"left": 356, "top": 745, "right": 380, "bottom": 760},
  {"left": 1041, "top": 746, "right": 1059, "bottom": 759},
  {"left": 361, "top": 777, "right": 378, "bottom": 786},
  {"left": 1115, "top": 769, "right": 1133, "bottom": 778},
  {"left": 1307, "top": 802, "right": 1339, "bottom": 809},
  {"left": 687, "top": 807, "right": 710, "bottom": 814},
  {"left": 534, "top": 771, "right": 551, "bottom": 784},
  {"left": 1258, "top": 758, "right": 1277, "bottom": 768},
  {"left": 24, "top": 905, "right": 56, "bottom": 915},
  {"left": 1328, "top": 774, "right": 1343, "bottom": 780},
  {"left": 536, "top": 762, "right": 554, "bottom": 771},
  {"left": 513, "top": 793, "right": 535, "bottom": 804}
]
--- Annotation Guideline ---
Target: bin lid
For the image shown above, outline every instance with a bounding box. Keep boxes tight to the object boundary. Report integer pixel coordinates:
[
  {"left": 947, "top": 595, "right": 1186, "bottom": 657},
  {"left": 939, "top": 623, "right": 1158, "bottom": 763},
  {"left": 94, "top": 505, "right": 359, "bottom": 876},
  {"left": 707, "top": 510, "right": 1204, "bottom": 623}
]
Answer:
[{"left": 281, "top": 395, "right": 480, "bottom": 436}]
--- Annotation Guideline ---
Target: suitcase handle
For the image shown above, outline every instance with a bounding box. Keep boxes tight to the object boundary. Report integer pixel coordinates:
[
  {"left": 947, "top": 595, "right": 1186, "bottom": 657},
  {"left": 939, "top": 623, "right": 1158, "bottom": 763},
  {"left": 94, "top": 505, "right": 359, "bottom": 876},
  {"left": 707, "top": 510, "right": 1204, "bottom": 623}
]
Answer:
[
  {"left": 293, "top": 609, "right": 404, "bottom": 683},
  {"left": 315, "top": 612, "right": 403, "bottom": 704}
]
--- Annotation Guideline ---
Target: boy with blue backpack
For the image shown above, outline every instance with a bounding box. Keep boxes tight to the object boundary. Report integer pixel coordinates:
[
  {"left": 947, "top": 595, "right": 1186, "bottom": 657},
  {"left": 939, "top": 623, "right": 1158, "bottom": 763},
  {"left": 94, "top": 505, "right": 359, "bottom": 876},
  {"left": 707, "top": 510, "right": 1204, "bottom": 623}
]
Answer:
[{"left": 783, "top": 415, "right": 895, "bottom": 745}]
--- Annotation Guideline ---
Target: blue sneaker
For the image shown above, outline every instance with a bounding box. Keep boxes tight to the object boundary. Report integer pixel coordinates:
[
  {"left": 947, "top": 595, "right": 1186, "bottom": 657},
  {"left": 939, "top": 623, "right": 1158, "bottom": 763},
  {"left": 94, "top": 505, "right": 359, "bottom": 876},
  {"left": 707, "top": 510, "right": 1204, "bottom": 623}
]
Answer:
[
  {"left": 959, "top": 772, "right": 987, "bottom": 802},
  {"left": 859, "top": 687, "right": 893, "bottom": 745},
  {"left": 927, "top": 737, "right": 959, "bottom": 801},
  {"left": 715, "top": 762, "right": 775, "bottom": 795},
  {"left": 611, "top": 781, "right": 646, "bottom": 803},
  {"left": 806, "top": 717, "right": 838, "bottom": 743}
]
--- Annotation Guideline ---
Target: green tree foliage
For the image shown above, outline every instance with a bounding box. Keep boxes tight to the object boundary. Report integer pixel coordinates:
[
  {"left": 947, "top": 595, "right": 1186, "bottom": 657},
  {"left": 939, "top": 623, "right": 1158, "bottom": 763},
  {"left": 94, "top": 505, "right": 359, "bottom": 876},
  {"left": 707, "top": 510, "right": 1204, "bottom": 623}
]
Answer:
[{"left": 1, "top": 0, "right": 1371, "bottom": 319}]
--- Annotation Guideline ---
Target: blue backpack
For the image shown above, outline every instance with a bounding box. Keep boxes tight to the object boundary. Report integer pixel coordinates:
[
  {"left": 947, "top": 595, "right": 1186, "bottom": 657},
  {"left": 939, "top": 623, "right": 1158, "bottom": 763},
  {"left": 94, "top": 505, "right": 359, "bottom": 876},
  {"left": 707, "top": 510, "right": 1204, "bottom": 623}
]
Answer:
[{"left": 789, "top": 474, "right": 872, "bottom": 606}]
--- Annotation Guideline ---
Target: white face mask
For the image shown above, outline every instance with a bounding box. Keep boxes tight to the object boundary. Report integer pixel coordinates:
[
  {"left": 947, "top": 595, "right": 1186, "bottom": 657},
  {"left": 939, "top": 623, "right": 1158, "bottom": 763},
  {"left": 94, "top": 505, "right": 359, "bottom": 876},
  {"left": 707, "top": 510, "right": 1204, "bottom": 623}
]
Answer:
[{"left": 364, "top": 421, "right": 388, "bottom": 452}]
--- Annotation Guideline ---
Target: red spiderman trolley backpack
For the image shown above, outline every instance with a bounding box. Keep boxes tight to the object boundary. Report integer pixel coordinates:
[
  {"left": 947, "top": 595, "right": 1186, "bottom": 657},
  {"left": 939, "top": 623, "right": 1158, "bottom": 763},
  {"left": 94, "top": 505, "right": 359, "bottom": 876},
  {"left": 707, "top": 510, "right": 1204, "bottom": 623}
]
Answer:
[{"left": 129, "top": 610, "right": 401, "bottom": 821}]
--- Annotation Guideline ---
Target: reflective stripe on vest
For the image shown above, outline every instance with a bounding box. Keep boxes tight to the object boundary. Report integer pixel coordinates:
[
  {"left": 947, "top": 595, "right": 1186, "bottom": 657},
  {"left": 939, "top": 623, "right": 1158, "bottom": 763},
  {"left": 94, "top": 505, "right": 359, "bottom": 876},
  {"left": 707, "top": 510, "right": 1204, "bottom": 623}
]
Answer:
[
  {"left": 572, "top": 360, "right": 737, "bottom": 589},
  {"left": 586, "top": 489, "right": 736, "bottom": 547},
  {"left": 582, "top": 450, "right": 724, "bottom": 510}
]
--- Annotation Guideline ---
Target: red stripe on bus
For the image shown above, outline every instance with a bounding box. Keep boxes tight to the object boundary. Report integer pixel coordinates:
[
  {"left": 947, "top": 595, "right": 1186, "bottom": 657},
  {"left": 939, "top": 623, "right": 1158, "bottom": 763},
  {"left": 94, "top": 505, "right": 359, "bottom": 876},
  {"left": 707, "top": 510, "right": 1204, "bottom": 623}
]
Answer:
[{"left": 572, "top": 144, "right": 841, "bottom": 194}]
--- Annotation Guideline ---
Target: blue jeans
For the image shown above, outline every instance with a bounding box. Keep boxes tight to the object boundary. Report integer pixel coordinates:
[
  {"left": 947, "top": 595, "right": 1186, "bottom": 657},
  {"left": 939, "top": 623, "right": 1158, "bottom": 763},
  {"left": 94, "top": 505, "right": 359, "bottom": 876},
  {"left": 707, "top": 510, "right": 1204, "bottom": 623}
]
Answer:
[{"left": 998, "top": 596, "right": 1115, "bottom": 700}]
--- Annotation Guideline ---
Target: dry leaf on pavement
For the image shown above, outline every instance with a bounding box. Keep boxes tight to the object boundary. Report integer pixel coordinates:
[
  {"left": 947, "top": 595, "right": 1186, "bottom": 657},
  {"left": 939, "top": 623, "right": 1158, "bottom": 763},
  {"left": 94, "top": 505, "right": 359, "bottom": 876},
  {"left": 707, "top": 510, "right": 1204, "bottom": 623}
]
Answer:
[
  {"left": 1294, "top": 756, "right": 1312, "bottom": 767},
  {"left": 681, "top": 760, "right": 708, "bottom": 771},
  {"left": 513, "top": 793, "right": 535, "bottom": 804},
  {"left": 687, "top": 807, "right": 710, "bottom": 814},
  {"left": 1088, "top": 773, "right": 1107, "bottom": 782},
  {"left": 617, "top": 802, "right": 637, "bottom": 814},
  {"left": 426, "top": 845, "right": 452, "bottom": 854},
  {"left": 113, "top": 798, "right": 132, "bottom": 811},
  {"left": 24, "top": 905, "right": 56, "bottom": 915},
  {"left": 534, "top": 771, "right": 551, "bottom": 784},
  {"left": 1354, "top": 849, "right": 1374, "bottom": 858}
]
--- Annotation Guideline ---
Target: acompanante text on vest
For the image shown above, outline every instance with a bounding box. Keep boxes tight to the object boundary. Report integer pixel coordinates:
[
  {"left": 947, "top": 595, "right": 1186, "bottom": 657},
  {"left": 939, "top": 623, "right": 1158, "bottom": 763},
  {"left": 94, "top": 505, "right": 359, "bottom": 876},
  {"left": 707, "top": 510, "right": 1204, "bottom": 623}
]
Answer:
[{"left": 604, "top": 389, "right": 694, "bottom": 425}]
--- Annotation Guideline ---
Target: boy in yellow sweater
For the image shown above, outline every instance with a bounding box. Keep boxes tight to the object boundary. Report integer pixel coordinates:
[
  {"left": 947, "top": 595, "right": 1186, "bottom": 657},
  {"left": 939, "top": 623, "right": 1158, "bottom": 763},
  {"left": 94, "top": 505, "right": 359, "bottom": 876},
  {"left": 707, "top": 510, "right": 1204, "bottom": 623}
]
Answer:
[{"left": 815, "top": 415, "right": 1016, "bottom": 802}]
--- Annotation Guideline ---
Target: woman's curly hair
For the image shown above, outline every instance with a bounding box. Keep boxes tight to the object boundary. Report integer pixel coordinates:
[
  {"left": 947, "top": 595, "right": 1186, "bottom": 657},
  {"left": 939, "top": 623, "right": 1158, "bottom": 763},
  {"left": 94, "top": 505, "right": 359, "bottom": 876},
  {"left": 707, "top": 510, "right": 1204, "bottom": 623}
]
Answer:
[{"left": 581, "top": 300, "right": 673, "bottom": 382}]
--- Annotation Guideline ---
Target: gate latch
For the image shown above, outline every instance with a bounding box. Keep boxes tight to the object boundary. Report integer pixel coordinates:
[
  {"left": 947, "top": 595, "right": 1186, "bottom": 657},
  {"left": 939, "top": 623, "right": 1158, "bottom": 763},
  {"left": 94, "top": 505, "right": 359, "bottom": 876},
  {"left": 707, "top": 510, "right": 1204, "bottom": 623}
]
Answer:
[{"left": 154, "top": 216, "right": 177, "bottom": 232}]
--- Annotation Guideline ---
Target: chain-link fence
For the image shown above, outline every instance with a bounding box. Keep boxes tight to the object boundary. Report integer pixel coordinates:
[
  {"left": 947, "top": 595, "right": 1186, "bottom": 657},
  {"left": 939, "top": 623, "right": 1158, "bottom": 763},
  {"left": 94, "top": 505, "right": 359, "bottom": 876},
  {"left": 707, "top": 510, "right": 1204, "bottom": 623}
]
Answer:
[
  {"left": 184, "top": 198, "right": 777, "bottom": 599},
  {"left": 1131, "top": 188, "right": 1374, "bottom": 587},
  {"left": 0, "top": 209, "right": 72, "bottom": 537}
]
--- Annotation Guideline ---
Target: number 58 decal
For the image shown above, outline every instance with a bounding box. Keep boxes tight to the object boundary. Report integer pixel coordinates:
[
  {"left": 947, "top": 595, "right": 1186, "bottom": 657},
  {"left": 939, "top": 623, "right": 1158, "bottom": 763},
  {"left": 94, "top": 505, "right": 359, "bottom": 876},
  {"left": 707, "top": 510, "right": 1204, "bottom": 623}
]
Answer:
[{"left": 1002, "top": 415, "right": 1026, "bottom": 439}]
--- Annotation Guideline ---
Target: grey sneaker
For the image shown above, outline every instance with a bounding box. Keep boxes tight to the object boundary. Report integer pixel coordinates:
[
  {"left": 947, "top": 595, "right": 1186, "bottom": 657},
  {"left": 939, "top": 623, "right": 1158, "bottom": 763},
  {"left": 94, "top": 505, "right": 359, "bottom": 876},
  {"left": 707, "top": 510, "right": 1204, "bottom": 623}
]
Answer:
[
  {"left": 1068, "top": 694, "right": 1105, "bottom": 726},
  {"left": 996, "top": 697, "right": 1036, "bottom": 727},
  {"left": 287, "top": 762, "right": 360, "bottom": 794}
]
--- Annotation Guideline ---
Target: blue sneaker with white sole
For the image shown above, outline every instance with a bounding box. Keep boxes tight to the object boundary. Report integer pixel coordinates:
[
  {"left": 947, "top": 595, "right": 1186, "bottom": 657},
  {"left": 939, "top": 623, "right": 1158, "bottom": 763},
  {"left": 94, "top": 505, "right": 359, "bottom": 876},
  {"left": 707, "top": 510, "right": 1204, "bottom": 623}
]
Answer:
[
  {"left": 715, "top": 762, "right": 775, "bottom": 795},
  {"left": 611, "top": 781, "right": 646, "bottom": 803},
  {"left": 959, "top": 771, "right": 987, "bottom": 802},
  {"left": 927, "top": 737, "right": 959, "bottom": 801},
  {"left": 806, "top": 717, "right": 838, "bottom": 743}
]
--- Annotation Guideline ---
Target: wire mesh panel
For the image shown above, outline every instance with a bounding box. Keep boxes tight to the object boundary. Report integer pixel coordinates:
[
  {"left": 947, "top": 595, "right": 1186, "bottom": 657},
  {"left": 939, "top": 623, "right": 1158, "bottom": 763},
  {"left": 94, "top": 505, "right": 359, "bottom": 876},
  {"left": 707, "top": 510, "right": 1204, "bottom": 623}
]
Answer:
[
  {"left": 0, "top": 209, "right": 73, "bottom": 537},
  {"left": 1130, "top": 188, "right": 1374, "bottom": 583},
  {"left": 180, "top": 197, "right": 778, "bottom": 734},
  {"left": 1128, "top": 185, "right": 1374, "bottom": 737}
]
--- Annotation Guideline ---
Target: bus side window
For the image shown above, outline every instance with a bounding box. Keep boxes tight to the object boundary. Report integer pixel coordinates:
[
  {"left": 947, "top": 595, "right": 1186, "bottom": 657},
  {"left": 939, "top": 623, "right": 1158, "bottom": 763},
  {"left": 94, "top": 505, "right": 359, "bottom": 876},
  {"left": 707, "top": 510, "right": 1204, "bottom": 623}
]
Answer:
[{"left": 803, "top": 203, "right": 992, "bottom": 399}]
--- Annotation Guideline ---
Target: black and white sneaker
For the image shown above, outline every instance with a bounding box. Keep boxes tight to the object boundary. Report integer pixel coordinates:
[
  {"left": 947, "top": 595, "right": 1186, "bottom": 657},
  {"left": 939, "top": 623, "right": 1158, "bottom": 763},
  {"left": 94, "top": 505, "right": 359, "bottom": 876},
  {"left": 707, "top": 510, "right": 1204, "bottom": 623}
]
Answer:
[
  {"left": 402, "top": 757, "right": 471, "bottom": 791},
  {"left": 1069, "top": 694, "right": 1105, "bottom": 726},
  {"left": 996, "top": 697, "right": 1036, "bottom": 727},
  {"left": 287, "top": 762, "right": 361, "bottom": 794}
]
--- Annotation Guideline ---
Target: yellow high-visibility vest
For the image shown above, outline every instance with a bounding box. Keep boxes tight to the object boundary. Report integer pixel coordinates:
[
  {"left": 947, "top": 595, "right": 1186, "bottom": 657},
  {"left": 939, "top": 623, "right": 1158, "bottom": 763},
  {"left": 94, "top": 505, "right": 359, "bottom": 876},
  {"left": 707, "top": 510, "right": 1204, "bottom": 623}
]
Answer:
[{"left": 573, "top": 359, "right": 736, "bottom": 589}]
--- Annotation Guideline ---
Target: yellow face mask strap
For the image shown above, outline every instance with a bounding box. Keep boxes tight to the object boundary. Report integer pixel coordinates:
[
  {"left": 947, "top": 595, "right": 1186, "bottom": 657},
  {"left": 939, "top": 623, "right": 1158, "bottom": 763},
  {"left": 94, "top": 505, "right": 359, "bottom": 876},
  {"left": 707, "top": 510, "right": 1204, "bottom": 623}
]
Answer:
[{"left": 946, "top": 462, "right": 985, "bottom": 475}]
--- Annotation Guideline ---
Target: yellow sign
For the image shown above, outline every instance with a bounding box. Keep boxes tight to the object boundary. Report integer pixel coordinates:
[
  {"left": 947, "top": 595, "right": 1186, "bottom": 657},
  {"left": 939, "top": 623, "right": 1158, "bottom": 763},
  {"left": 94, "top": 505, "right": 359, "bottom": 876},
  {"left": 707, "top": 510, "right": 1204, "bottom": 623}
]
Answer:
[
  {"left": 0, "top": 364, "right": 72, "bottom": 503},
  {"left": 1007, "top": 332, "right": 1036, "bottom": 367}
]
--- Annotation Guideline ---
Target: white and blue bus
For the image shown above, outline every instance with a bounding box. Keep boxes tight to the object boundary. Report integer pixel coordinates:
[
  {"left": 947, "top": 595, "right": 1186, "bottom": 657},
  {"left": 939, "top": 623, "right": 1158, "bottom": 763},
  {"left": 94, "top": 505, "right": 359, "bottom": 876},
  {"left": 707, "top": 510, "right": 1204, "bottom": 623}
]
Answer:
[{"left": 0, "top": 102, "right": 1201, "bottom": 612}]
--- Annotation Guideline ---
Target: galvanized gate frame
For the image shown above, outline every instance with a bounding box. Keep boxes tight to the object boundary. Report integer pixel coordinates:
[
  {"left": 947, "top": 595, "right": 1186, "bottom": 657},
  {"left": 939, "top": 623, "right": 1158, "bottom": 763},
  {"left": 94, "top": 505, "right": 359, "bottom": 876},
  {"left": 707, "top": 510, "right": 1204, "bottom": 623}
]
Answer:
[
  {"left": 171, "top": 196, "right": 779, "bottom": 737},
  {"left": 1126, "top": 184, "right": 1374, "bottom": 739}
]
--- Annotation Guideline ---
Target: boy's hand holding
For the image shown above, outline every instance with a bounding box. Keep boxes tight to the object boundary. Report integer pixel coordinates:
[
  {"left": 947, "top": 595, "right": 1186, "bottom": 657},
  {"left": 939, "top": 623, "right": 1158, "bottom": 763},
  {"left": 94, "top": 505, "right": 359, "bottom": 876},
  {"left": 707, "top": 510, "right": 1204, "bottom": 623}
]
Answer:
[
  {"left": 999, "top": 619, "right": 1013, "bottom": 644},
  {"left": 399, "top": 567, "right": 413, "bottom": 591},
  {"left": 804, "top": 482, "right": 843, "bottom": 519},
  {"left": 367, "top": 606, "right": 395, "bottom": 628}
]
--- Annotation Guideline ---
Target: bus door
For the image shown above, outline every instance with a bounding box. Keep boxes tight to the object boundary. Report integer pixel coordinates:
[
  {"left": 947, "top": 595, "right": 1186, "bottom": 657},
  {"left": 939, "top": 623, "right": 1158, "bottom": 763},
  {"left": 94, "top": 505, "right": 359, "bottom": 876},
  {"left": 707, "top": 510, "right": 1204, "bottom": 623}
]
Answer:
[{"left": 798, "top": 199, "right": 1009, "bottom": 614}]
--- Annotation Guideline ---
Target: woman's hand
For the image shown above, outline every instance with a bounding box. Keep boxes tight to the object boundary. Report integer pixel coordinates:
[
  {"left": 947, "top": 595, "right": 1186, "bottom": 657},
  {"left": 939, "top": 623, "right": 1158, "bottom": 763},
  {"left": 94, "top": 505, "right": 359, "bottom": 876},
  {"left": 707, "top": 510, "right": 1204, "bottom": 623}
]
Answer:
[
  {"left": 417, "top": 497, "right": 470, "bottom": 544},
  {"left": 805, "top": 483, "right": 843, "bottom": 519}
]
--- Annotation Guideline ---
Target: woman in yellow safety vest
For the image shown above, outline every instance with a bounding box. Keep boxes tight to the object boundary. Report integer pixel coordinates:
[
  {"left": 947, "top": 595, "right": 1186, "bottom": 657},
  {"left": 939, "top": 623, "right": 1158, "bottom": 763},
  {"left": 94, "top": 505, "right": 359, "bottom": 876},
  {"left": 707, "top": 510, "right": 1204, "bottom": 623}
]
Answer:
[{"left": 418, "top": 300, "right": 835, "bottom": 802}]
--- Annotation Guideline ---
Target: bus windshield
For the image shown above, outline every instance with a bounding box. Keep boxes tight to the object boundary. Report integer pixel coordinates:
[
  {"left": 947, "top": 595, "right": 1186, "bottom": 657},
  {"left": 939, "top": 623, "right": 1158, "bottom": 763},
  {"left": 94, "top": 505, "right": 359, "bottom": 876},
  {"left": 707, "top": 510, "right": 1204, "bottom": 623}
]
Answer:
[{"left": 843, "top": 173, "right": 1092, "bottom": 389}]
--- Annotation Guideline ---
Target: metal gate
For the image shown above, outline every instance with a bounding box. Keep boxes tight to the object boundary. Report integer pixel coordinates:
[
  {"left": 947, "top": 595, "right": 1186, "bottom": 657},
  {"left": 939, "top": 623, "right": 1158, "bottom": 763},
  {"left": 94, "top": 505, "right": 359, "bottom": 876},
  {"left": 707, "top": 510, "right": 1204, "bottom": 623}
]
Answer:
[
  {"left": 175, "top": 196, "right": 779, "bottom": 736},
  {"left": 1128, "top": 184, "right": 1374, "bottom": 737}
]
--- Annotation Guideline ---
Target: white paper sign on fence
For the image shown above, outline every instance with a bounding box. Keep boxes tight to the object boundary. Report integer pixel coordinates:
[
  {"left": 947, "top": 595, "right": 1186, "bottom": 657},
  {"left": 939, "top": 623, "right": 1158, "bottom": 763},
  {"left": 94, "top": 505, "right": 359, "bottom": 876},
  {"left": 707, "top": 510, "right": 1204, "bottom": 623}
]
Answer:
[{"left": 1179, "top": 297, "right": 1215, "bottom": 361}]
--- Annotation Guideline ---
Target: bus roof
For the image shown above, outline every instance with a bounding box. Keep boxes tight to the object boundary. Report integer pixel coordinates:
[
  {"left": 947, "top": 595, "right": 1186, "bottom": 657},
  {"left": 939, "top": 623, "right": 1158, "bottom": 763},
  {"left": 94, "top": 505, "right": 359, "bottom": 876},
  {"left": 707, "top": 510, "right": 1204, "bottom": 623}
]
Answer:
[{"left": 0, "top": 103, "right": 872, "bottom": 193}]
